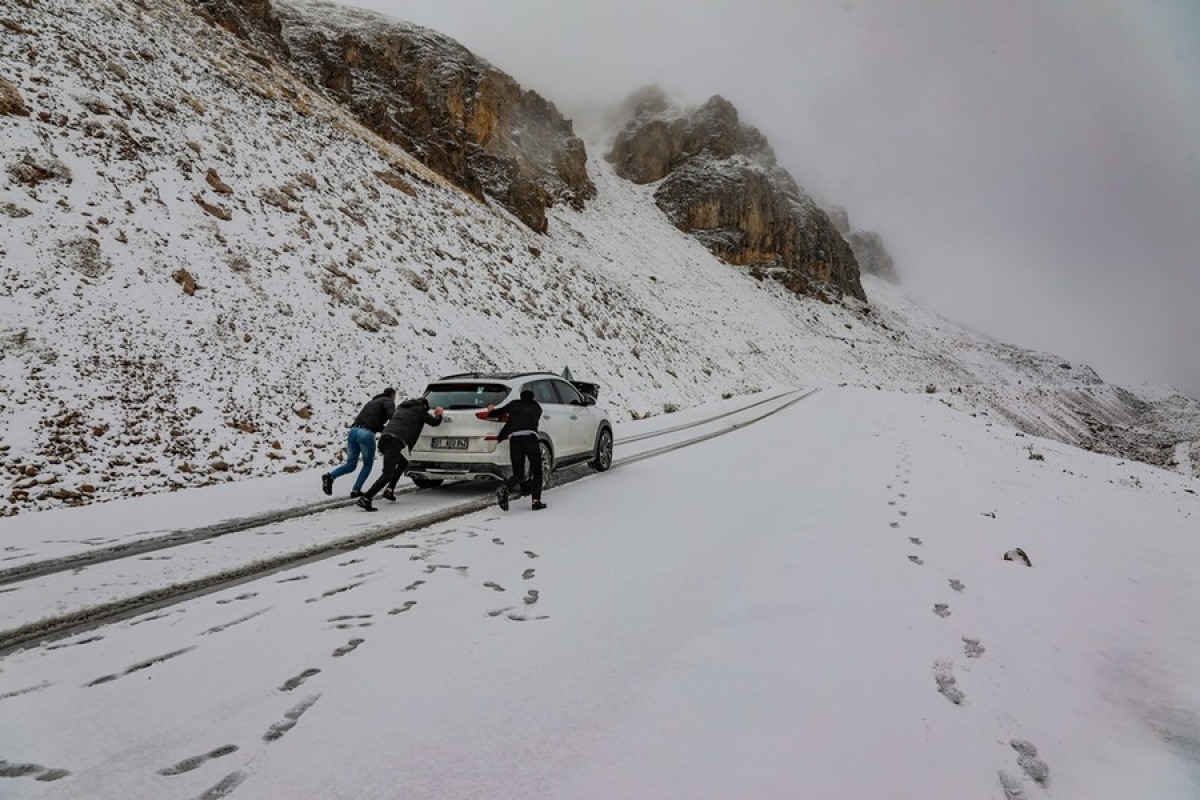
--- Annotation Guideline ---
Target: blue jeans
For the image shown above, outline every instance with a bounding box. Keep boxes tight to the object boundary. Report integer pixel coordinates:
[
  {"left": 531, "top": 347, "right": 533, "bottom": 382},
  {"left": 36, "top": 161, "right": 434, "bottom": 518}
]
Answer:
[{"left": 328, "top": 427, "right": 377, "bottom": 493}]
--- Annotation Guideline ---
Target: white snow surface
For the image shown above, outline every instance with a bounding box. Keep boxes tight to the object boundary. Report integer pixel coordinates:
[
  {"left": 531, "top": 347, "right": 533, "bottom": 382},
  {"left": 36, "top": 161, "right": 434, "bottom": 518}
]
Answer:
[{"left": 0, "top": 388, "right": 1199, "bottom": 799}]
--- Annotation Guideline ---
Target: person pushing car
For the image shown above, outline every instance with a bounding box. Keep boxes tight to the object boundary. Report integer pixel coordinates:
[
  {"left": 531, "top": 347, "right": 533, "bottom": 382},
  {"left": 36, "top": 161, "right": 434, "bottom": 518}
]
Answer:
[
  {"left": 486, "top": 388, "right": 547, "bottom": 511},
  {"left": 356, "top": 396, "right": 444, "bottom": 512}
]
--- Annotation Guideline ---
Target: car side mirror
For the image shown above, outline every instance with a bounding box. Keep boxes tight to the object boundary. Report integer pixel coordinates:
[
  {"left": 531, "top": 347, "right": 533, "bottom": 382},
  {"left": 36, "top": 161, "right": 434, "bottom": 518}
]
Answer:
[{"left": 581, "top": 395, "right": 595, "bottom": 406}]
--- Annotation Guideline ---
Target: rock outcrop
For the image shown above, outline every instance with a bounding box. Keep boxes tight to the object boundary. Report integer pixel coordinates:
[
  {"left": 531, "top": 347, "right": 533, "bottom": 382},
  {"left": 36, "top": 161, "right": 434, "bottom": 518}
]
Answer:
[
  {"left": 848, "top": 230, "right": 898, "bottom": 283},
  {"left": 190, "top": 0, "right": 593, "bottom": 232},
  {"left": 827, "top": 204, "right": 898, "bottom": 283},
  {"left": 608, "top": 90, "right": 865, "bottom": 302}
]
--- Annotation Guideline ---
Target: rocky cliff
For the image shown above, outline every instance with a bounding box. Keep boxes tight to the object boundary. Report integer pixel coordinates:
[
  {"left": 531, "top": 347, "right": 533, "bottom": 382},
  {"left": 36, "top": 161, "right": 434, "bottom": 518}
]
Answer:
[
  {"left": 190, "top": 0, "right": 594, "bottom": 233},
  {"left": 608, "top": 90, "right": 865, "bottom": 302},
  {"left": 847, "top": 231, "right": 897, "bottom": 283},
  {"left": 827, "top": 204, "right": 898, "bottom": 283}
]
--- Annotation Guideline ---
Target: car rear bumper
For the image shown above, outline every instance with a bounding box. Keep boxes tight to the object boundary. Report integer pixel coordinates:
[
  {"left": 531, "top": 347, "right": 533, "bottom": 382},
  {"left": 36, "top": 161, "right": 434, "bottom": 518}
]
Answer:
[{"left": 406, "top": 460, "right": 509, "bottom": 482}]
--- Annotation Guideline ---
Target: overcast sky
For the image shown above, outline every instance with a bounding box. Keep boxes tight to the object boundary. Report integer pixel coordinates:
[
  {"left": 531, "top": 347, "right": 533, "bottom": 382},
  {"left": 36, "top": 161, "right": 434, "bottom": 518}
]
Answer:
[{"left": 343, "top": 0, "right": 1200, "bottom": 397}]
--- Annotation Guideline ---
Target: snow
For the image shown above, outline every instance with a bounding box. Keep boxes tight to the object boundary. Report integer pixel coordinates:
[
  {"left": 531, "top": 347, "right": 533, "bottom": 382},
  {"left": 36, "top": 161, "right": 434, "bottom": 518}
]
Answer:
[
  {"left": 2, "top": 387, "right": 1199, "bottom": 799},
  {"left": 2, "top": 1, "right": 1200, "bottom": 796}
]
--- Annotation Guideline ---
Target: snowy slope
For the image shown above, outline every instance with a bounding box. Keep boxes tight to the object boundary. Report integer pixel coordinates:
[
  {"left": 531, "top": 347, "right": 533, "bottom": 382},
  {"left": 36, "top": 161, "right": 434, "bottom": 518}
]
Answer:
[{"left": 1, "top": 0, "right": 1198, "bottom": 520}]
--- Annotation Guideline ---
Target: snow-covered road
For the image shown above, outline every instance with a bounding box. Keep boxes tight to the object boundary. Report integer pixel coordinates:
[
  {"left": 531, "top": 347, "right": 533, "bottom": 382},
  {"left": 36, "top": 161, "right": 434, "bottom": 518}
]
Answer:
[
  {"left": 0, "top": 390, "right": 810, "bottom": 649},
  {"left": 2, "top": 387, "right": 1199, "bottom": 799}
]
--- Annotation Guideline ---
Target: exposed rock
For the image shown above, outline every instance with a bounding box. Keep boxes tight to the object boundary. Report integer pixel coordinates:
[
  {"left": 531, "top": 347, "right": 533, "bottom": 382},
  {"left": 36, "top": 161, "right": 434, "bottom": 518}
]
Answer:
[
  {"left": 206, "top": 168, "right": 234, "bottom": 194},
  {"left": 609, "top": 91, "right": 865, "bottom": 302},
  {"left": 848, "top": 230, "right": 898, "bottom": 283},
  {"left": 0, "top": 76, "right": 30, "bottom": 116},
  {"left": 203, "top": 0, "right": 594, "bottom": 232},
  {"left": 195, "top": 194, "right": 232, "bottom": 220},
  {"left": 173, "top": 268, "right": 199, "bottom": 295},
  {"left": 826, "top": 205, "right": 851, "bottom": 236},
  {"left": 1003, "top": 547, "right": 1032, "bottom": 566},
  {"left": 190, "top": 0, "right": 290, "bottom": 60},
  {"left": 826, "top": 206, "right": 897, "bottom": 282}
]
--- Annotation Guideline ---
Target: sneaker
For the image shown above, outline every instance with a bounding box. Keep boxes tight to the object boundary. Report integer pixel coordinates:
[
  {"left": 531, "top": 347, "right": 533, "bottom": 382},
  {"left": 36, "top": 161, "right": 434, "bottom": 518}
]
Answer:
[
  {"left": 382, "top": 488, "right": 396, "bottom": 502},
  {"left": 321, "top": 473, "right": 333, "bottom": 496},
  {"left": 496, "top": 485, "right": 510, "bottom": 511},
  {"left": 532, "top": 501, "right": 547, "bottom": 511},
  {"left": 356, "top": 496, "right": 376, "bottom": 512},
  {"left": 350, "top": 490, "right": 362, "bottom": 498}
]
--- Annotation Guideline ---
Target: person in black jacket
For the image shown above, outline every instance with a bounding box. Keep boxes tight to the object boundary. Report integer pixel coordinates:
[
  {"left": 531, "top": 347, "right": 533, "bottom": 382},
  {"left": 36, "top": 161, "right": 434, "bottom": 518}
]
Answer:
[
  {"left": 486, "top": 388, "right": 547, "bottom": 511},
  {"left": 357, "top": 397, "right": 444, "bottom": 512},
  {"left": 323, "top": 387, "right": 395, "bottom": 498}
]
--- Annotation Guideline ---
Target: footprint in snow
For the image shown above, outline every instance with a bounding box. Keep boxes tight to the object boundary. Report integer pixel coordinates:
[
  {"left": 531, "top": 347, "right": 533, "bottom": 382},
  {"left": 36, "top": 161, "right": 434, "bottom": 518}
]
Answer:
[
  {"left": 1010, "top": 740, "right": 1050, "bottom": 786},
  {"left": 279, "top": 668, "right": 320, "bottom": 692},
  {"left": 963, "top": 637, "right": 986, "bottom": 658},
  {"left": 157, "top": 745, "right": 239, "bottom": 776},
  {"left": 933, "top": 660, "right": 965, "bottom": 705},
  {"left": 262, "top": 695, "right": 321, "bottom": 742},
  {"left": 216, "top": 592, "right": 258, "bottom": 605},
  {"left": 949, "top": 579, "right": 966, "bottom": 592},
  {"left": 524, "top": 550, "right": 540, "bottom": 559},
  {"left": 522, "top": 568, "right": 535, "bottom": 580},
  {"left": 388, "top": 601, "right": 417, "bottom": 615},
  {"left": 524, "top": 590, "right": 539, "bottom": 605},
  {"left": 908, "top": 555, "right": 924, "bottom": 565},
  {"left": 483, "top": 581, "right": 505, "bottom": 592},
  {"left": 331, "top": 639, "right": 364, "bottom": 658},
  {"left": 0, "top": 761, "right": 70, "bottom": 781},
  {"left": 909, "top": 537, "right": 922, "bottom": 545},
  {"left": 933, "top": 604, "right": 950, "bottom": 618}
]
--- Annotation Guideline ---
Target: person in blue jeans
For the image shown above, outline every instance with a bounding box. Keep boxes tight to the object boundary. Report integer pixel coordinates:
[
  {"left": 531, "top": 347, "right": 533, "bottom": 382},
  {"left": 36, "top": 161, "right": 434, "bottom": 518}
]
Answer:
[{"left": 322, "top": 387, "right": 395, "bottom": 498}]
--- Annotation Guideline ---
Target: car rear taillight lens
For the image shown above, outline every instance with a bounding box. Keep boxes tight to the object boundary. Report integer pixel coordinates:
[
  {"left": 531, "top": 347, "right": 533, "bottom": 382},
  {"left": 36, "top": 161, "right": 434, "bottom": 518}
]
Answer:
[{"left": 475, "top": 410, "right": 508, "bottom": 421}]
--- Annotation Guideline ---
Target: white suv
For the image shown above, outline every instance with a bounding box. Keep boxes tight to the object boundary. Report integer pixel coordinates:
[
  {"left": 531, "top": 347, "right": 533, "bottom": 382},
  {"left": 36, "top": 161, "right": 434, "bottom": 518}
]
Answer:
[{"left": 405, "top": 371, "right": 614, "bottom": 489}]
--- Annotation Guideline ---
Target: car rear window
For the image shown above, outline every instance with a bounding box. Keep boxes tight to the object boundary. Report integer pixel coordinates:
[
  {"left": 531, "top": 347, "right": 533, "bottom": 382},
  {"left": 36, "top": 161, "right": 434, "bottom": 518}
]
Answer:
[{"left": 424, "top": 382, "right": 511, "bottom": 410}]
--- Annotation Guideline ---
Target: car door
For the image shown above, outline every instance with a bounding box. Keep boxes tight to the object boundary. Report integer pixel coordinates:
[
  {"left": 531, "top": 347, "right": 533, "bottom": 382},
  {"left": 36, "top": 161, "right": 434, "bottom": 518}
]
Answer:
[
  {"left": 527, "top": 379, "right": 572, "bottom": 459},
  {"left": 551, "top": 378, "right": 597, "bottom": 455}
]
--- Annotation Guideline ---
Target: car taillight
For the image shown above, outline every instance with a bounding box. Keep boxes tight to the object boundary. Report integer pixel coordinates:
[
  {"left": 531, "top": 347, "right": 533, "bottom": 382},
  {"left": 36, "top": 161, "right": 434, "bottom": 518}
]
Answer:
[{"left": 475, "top": 410, "right": 508, "bottom": 421}]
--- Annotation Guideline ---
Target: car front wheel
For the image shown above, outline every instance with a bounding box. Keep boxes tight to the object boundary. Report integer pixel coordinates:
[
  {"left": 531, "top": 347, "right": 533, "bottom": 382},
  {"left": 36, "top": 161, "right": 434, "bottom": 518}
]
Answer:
[{"left": 590, "top": 428, "right": 613, "bottom": 472}]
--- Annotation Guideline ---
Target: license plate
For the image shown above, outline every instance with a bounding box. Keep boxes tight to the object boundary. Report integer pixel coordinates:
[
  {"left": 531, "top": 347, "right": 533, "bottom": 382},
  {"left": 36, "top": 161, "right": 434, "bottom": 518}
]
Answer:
[{"left": 431, "top": 437, "right": 468, "bottom": 450}]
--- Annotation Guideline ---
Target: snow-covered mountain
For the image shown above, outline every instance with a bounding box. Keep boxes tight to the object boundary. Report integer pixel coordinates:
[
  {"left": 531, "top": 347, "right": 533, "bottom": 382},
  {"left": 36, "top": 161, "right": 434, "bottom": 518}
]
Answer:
[{"left": 1, "top": 0, "right": 1197, "bottom": 518}]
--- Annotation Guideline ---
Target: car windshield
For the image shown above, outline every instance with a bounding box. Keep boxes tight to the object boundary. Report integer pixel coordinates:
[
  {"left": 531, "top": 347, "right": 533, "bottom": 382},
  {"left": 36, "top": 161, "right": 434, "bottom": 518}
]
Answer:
[{"left": 424, "top": 382, "right": 511, "bottom": 410}]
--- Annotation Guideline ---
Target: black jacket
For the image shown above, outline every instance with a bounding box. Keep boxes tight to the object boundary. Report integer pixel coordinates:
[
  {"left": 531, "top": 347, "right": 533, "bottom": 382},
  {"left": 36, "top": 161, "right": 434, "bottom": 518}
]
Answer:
[
  {"left": 351, "top": 393, "right": 396, "bottom": 433},
  {"left": 489, "top": 396, "right": 541, "bottom": 442},
  {"left": 381, "top": 398, "right": 443, "bottom": 447}
]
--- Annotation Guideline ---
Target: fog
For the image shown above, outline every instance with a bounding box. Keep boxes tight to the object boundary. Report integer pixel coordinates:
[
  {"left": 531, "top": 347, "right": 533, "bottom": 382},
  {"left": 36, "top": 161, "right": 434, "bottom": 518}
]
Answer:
[{"left": 345, "top": 0, "right": 1200, "bottom": 398}]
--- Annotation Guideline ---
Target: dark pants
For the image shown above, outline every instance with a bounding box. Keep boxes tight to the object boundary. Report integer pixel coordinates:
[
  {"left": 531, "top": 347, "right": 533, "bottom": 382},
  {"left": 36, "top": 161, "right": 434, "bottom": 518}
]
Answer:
[
  {"left": 364, "top": 435, "right": 408, "bottom": 500},
  {"left": 506, "top": 435, "right": 543, "bottom": 502}
]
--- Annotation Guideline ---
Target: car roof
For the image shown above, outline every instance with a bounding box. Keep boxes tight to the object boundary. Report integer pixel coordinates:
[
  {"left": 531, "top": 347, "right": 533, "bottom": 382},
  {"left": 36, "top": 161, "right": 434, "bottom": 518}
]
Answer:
[{"left": 432, "top": 371, "right": 563, "bottom": 382}]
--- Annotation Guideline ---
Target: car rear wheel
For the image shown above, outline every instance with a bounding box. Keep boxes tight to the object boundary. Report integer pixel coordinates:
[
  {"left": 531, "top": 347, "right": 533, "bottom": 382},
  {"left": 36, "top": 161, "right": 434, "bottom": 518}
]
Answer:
[
  {"left": 539, "top": 440, "right": 553, "bottom": 491},
  {"left": 410, "top": 476, "right": 444, "bottom": 489},
  {"left": 590, "top": 428, "right": 613, "bottom": 472}
]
